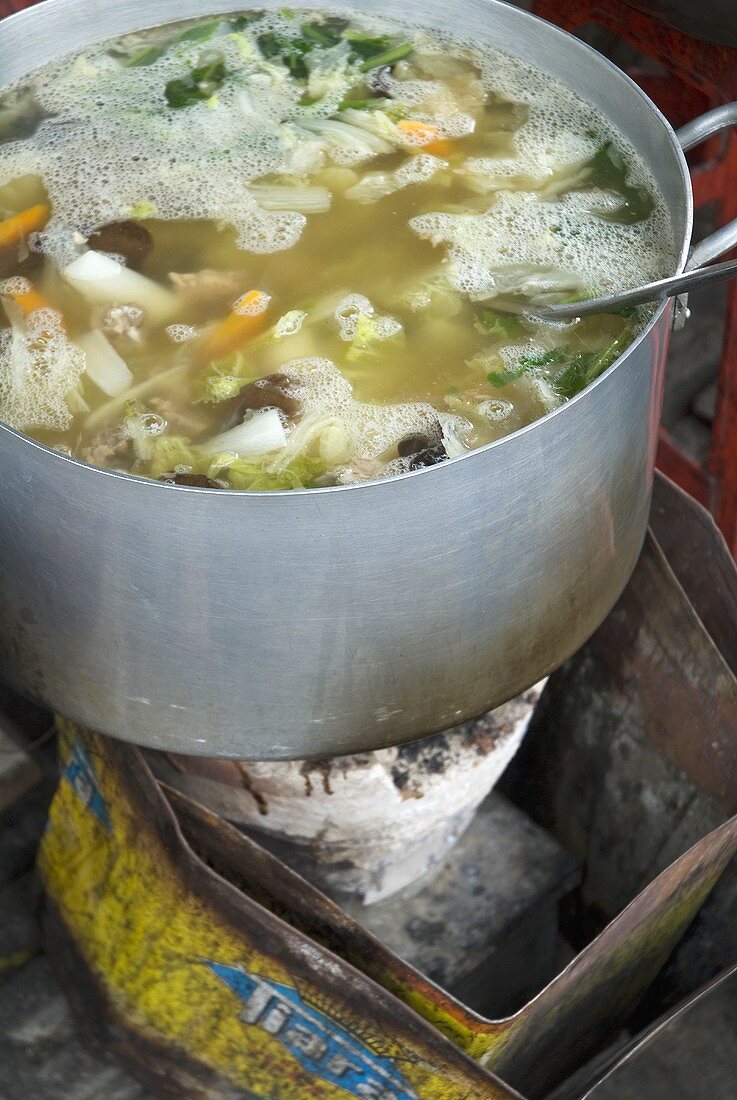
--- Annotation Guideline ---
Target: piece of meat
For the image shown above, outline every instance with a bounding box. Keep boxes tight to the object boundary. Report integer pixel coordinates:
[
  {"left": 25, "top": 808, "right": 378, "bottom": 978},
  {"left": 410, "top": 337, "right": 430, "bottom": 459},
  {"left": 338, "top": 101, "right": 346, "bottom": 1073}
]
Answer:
[
  {"left": 169, "top": 269, "right": 244, "bottom": 308},
  {"left": 100, "top": 304, "right": 145, "bottom": 342},
  {"left": 147, "top": 396, "right": 211, "bottom": 439},
  {"left": 79, "top": 425, "right": 132, "bottom": 469}
]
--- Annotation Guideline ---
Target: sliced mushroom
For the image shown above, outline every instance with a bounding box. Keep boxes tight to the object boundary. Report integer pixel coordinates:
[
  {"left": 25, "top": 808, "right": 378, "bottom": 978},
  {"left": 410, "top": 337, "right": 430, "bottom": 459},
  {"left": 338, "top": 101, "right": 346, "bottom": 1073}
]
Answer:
[
  {"left": 162, "top": 473, "right": 221, "bottom": 488},
  {"left": 397, "top": 433, "right": 431, "bottom": 458},
  {"left": 222, "top": 372, "right": 302, "bottom": 430},
  {"left": 408, "top": 442, "right": 447, "bottom": 470},
  {"left": 88, "top": 220, "right": 153, "bottom": 271}
]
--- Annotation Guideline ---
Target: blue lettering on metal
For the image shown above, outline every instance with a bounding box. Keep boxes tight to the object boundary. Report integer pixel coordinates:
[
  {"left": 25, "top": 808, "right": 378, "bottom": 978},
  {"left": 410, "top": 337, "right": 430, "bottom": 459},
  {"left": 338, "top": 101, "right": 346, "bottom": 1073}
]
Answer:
[
  {"left": 205, "top": 960, "right": 419, "bottom": 1099},
  {"left": 64, "top": 738, "right": 111, "bottom": 830}
]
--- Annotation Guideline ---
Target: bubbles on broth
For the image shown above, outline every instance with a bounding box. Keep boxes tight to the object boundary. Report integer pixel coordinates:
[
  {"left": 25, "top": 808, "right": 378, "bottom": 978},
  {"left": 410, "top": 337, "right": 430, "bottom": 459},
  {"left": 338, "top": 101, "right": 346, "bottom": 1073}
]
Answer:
[
  {"left": 288, "top": 356, "right": 454, "bottom": 465},
  {"left": 0, "top": 318, "right": 84, "bottom": 431},
  {"left": 0, "top": 8, "right": 677, "bottom": 488},
  {"left": 411, "top": 188, "right": 670, "bottom": 301}
]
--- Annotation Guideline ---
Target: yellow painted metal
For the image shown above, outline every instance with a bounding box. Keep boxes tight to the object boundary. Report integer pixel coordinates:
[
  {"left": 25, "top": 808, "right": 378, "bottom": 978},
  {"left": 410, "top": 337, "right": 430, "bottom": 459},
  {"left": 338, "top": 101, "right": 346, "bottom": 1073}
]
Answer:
[
  {"left": 38, "top": 718, "right": 737, "bottom": 1099},
  {"left": 38, "top": 722, "right": 516, "bottom": 1100}
]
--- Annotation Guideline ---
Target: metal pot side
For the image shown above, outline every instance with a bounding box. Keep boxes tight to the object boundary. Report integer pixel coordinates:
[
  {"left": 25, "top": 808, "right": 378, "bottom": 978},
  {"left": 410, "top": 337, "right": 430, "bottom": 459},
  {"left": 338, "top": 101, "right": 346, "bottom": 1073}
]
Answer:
[{"left": 0, "top": 0, "right": 691, "bottom": 758}]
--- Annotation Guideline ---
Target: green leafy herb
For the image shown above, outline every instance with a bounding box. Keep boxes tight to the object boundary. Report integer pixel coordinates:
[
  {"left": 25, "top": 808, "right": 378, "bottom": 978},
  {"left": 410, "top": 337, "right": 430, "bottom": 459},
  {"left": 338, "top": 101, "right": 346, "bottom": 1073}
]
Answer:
[
  {"left": 358, "top": 42, "right": 414, "bottom": 73},
  {"left": 488, "top": 368, "right": 523, "bottom": 387},
  {"left": 474, "top": 309, "right": 525, "bottom": 340},
  {"left": 301, "top": 18, "right": 348, "bottom": 47},
  {"left": 257, "top": 31, "right": 310, "bottom": 78},
  {"left": 165, "top": 58, "right": 226, "bottom": 108},
  {"left": 487, "top": 347, "right": 566, "bottom": 389},
  {"left": 552, "top": 333, "right": 630, "bottom": 398},
  {"left": 339, "top": 96, "right": 391, "bottom": 111},
  {"left": 342, "top": 31, "right": 395, "bottom": 58},
  {"left": 126, "top": 44, "right": 167, "bottom": 68},
  {"left": 585, "top": 142, "right": 654, "bottom": 224},
  {"left": 177, "top": 19, "right": 224, "bottom": 44},
  {"left": 125, "top": 19, "right": 222, "bottom": 67},
  {"left": 231, "top": 13, "right": 262, "bottom": 31},
  {"left": 488, "top": 330, "right": 631, "bottom": 395},
  {"left": 257, "top": 20, "right": 348, "bottom": 80}
]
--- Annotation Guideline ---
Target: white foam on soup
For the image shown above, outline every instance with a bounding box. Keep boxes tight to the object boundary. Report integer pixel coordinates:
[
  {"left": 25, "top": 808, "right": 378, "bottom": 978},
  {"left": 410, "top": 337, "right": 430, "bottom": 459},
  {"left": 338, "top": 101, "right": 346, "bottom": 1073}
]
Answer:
[
  {"left": 410, "top": 188, "right": 671, "bottom": 299},
  {"left": 287, "top": 356, "right": 457, "bottom": 459},
  {"left": 0, "top": 7, "right": 673, "bottom": 280}
]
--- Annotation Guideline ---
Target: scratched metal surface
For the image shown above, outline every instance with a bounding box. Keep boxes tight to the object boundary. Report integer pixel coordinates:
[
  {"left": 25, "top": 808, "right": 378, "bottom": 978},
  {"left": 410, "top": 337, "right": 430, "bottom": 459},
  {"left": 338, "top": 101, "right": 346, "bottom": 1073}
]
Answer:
[{"left": 0, "top": 0, "right": 688, "bottom": 759}]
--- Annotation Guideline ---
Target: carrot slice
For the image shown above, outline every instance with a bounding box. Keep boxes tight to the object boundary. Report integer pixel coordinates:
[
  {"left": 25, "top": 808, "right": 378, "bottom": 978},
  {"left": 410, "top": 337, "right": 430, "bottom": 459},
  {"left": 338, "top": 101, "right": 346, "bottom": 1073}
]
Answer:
[
  {"left": 397, "top": 119, "right": 455, "bottom": 158},
  {"left": 0, "top": 203, "right": 50, "bottom": 252},
  {"left": 0, "top": 279, "right": 65, "bottom": 331},
  {"left": 195, "top": 289, "right": 270, "bottom": 366}
]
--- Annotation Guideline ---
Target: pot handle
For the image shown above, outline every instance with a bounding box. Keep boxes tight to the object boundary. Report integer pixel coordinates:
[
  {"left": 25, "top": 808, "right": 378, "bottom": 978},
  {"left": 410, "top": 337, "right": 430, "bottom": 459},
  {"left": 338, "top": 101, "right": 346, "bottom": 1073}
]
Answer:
[{"left": 677, "top": 103, "right": 737, "bottom": 268}]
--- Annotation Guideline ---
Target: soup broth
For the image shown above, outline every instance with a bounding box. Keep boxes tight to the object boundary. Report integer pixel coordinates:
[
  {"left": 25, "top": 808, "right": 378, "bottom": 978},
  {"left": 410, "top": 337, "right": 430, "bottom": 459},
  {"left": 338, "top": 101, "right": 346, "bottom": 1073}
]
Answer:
[{"left": 0, "top": 9, "right": 676, "bottom": 489}]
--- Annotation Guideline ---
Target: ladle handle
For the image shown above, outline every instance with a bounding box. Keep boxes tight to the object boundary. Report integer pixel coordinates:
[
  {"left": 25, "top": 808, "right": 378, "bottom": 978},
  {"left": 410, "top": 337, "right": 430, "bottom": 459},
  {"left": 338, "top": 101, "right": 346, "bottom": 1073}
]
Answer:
[
  {"left": 533, "top": 256, "right": 737, "bottom": 320},
  {"left": 677, "top": 103, "right": 737, "bottom": 269},
  {"left": 536, "top": 104, "right": 737, "bottom": 322}
]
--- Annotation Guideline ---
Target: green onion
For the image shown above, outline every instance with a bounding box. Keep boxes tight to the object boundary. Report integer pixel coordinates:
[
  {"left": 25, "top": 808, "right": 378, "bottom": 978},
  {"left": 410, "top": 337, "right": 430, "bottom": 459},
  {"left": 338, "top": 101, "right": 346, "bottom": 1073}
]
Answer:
[{"left": 359, "top": 42, "right": 414, "bottom": 73}]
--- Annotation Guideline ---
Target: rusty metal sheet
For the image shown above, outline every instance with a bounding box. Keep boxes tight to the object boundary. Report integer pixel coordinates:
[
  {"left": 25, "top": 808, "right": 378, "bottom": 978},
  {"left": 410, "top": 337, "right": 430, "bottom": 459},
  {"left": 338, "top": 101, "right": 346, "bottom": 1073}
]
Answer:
[
  {"left": 164, "top": 766, "right": 737, "bottom": 1099},
  {"left": 582, "top": 962, "right": 737, "bottom": 1098},
  {"left": 38, "top": 476, "right": 737, "bottom": 1099},
  {"left": 39, "top": 724, "right": 518, "bottom": 1100}
]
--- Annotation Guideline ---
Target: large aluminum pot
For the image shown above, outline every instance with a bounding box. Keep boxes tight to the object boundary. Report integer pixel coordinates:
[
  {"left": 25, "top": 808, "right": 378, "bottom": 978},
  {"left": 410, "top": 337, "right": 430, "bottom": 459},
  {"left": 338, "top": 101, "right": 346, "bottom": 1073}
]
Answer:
[{"left": 0, "top": 0, "right": 735, "bottom": 760}]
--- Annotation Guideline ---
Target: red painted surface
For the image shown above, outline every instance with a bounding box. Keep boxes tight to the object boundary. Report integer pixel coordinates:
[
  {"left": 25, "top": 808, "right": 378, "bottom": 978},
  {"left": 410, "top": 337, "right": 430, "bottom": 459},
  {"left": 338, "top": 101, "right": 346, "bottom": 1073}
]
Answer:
[{"left": 533, "top": 0, "right": 737, "bottom": 554}]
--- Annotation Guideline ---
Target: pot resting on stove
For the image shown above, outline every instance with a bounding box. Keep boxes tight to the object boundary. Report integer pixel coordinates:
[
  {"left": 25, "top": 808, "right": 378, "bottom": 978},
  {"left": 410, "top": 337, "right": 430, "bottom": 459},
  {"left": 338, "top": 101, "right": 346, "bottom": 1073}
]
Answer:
[{"left": 0, "top": 0, "right": 734, "bottom": 759}]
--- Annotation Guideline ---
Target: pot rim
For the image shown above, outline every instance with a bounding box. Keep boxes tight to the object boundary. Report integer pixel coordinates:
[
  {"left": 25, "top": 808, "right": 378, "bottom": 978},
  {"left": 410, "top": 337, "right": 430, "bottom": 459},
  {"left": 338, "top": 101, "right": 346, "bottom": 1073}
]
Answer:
[{"left": 0, "top": 0, "right": 693, "bottom": 497}]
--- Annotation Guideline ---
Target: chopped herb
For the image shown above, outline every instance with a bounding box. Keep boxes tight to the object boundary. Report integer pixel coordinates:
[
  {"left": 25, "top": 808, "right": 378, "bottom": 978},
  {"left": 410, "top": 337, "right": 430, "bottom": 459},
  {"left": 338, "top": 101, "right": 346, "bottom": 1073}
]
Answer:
[
  {"left": 338, "top": 96, "right": 390, "bottom": 111},
  {"left": 358, "top": 42, "right": 414, "bottom": 73},
  {"left": 519, "top": 347, "right": 567, "bottom": 368},
  {"left": 488, "top": 346, "right": 566, "bottom": 389},
  {"left": 342, "top": 31, "right": 395, "bottom": 57},
  {"left": 257, "top": 20, "right": 348, "bottom": 80},
  {"left": 474, "top": 309, "right": 525, "bottom": 339},
  {"left": 177, "top": 19, "right": 223, "bottom": 44},
  {"left": 231, "top": 13, "right": 262, "bottom": 31},
  {"left": 126, "top": 44, "right": 166, "bottom": 68},
  {"left": 125, "top": 19, "right": 222, "bottom": 67},
  {"left": 257, "top": 32, "right": 308, "bottom": 78},
  {"left": 552, "top": 333, "right": 629, "bottom": 397},
  {"left": 585, "top": 142, "right": 654, "bottom": 224},
  {"left": 300, "top": 18, "right": 348, "bottom": 47},
  {"left": 165, "top": 57, "right": 227, "bottom": 109},
  {"left": 585, "top": 128, "right": 598, "bottom": 139},
  {"left": 488, "top": 368, "right": 524, "bottom": 388},
  {"left": 488, "top": 331, "right": 631, "bottom": 395}
]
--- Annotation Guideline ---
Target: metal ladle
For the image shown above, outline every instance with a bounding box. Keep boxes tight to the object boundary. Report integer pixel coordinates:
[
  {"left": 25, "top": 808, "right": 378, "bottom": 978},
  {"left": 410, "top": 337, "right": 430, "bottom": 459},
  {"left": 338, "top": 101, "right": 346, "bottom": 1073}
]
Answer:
[{"left": 514, "top": 254, "right": 737, "bottom": 320}]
